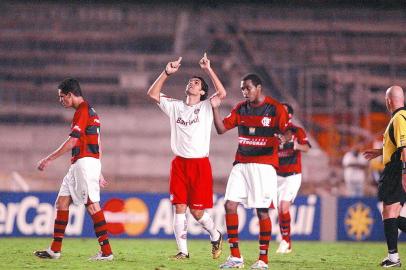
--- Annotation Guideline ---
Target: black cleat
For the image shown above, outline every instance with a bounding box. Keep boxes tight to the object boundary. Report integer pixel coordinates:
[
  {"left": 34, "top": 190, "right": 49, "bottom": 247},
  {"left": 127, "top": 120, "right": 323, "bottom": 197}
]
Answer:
[
  {"left": 34, "top": 248, "right": 60, "bottom": 259},
  {"left": 170, "top": 252, "right": 190, "bottom": 260},
  {"left": 380, "top": 257, "right": 401, "bottom": 268},
  {"left": 211, "top": 231, "right": 223, "bottom": 259}
]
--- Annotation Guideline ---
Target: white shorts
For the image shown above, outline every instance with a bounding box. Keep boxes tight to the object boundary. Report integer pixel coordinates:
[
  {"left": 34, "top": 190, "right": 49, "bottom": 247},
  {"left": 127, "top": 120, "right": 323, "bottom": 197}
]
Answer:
[
  {"left": 277, "top": 173, "right": 302, "bottom": 204},
  {"left": 224, "top": 163, "right": 277, "bottom": 209},
  {"left": 58, "top": 157, "right": 101, "bottom": 205}
]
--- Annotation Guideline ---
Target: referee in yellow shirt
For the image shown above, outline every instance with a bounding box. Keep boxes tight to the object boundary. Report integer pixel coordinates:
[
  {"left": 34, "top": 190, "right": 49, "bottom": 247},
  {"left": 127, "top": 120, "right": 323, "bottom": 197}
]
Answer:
[{"left": 364, "top": 85, "right": 406, "bottom": 268}]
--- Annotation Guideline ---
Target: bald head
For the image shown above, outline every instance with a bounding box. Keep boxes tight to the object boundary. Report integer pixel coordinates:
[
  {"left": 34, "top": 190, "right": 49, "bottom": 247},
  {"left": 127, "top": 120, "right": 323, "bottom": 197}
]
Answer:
[{"left": 385, "top": 85, "right": 404, "bottom": 112}]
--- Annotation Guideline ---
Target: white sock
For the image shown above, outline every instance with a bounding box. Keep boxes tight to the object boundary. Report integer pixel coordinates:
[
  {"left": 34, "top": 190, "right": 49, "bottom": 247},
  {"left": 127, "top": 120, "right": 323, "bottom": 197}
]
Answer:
[
  {"left": 389, "top": 253, "right": 400, "bottom": 262},
  {"left": 197, "top": 212, "right": 220, "bottom": 241},
  {"left": 173, "top": 213, "right": 188, "bottom": 254}
]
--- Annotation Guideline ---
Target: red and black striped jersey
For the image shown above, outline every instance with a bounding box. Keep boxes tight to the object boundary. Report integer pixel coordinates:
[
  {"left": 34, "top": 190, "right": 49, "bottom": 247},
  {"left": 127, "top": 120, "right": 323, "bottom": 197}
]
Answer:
[
  {"left": 223, "top": 96, "right": 288, "bottom": 167},
  {"left": 276, "top": 125, "right": 311, "bottom": 175},
  {"left": 69, "top": 101, "right": 101, "bottom": 164}
]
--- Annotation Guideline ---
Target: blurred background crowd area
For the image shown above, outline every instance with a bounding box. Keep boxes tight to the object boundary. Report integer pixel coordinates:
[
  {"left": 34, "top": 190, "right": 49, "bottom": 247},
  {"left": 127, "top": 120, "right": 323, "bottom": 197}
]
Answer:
[{"left": 0, "top": 0, "right": 405, "bottom": 197}]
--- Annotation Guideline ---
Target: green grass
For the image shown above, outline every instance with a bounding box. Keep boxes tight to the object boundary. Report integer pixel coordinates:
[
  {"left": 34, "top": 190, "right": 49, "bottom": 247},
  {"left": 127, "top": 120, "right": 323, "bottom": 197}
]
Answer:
[{"left": 0, "top": 238, "right": 403, "bottom": 269}]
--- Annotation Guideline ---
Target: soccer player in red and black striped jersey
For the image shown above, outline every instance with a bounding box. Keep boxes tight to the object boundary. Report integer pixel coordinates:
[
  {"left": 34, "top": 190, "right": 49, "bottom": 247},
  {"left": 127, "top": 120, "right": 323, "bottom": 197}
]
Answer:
[
  {"left": 211, "top": 74, "right": 288, "bottom": 269},
  {"left": 34, "top": 78, "right": 113, "bottom": 261},
  {"left": 275, "top": 103, "right": 310, "bottom": 254}
]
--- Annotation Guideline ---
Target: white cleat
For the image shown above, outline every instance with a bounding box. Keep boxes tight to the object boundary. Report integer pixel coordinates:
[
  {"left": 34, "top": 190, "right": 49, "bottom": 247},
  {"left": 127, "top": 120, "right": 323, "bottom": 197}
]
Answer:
[
  {"left": 276, "top": 240, "right": 292, "bottom": 254},
  {"left": 219, "top": 255, "right": 244, "bottom": 269},
  {"left": 250, "top": 260, "right": 269, "bottom": 269},
  {"left": 88, "top": 251, "right": 114, "bottom": 261}
]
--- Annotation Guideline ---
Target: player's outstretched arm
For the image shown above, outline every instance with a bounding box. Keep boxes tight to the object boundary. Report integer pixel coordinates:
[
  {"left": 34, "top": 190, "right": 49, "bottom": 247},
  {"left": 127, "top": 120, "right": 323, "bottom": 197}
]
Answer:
[
  {"left": 147, "top": 57, "right": 182, "bottom": 103},
  {"left": 199, "top": 53, "right": 226, "bottom": 99},
  {"left": 211, "top": 95, "right": 228, "bottom": 134},
  {"left": 37, "top": 136, "right": 78, "bottom": 171},
  {"left": 362, "top": 148, "right": 383, "bottom": 160}
]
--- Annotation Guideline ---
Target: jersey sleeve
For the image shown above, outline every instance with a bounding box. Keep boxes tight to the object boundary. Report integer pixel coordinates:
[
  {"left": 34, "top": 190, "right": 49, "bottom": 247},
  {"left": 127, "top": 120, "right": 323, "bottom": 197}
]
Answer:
[
  {"left": 157, "top": 93, "right": 176, "bottom": 116},
  {"left": 296, "top": 127, "right": 311, "bottom": 147},
  {"left": 70, "top": 107, "right": 88, "bottom": 138},
  {"left": 393, "top": 113, "right": 406, "bottom": 149},
  {"left": 276, "top": 103, "right": 289, "bottom": 133},
  {"left": 223, "top": 106, "right": 238, "bottom": 130}
]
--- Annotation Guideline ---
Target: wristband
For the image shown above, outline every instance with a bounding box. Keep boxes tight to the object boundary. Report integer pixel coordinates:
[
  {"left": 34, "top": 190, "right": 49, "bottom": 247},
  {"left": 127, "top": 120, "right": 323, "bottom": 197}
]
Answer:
[
  {"left": 402, "top": 162, "right": 406, "bottom": 174},
  {"left": 164, "top": 69, "right": 170, "bottom": 76}
]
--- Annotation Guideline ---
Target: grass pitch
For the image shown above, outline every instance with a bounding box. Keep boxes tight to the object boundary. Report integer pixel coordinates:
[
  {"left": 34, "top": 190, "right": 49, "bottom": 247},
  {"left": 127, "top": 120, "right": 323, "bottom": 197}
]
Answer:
[{"left": 0, "top": 238, "right": 403, "bottom": 269}]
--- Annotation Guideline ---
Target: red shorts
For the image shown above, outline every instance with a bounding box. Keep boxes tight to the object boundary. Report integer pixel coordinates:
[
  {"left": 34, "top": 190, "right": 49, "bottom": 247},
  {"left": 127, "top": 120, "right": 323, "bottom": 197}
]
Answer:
[{"left": 169, "top": 156, "right": 213, "bottom": 210}]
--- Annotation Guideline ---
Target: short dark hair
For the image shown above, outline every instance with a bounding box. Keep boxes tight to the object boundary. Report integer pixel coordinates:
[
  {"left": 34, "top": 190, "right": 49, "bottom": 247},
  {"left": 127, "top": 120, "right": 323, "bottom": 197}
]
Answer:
[
  {"left": 242, "top": 74, "right": 262, "bottom": 87},
  {"left": 282, "top": 102, "right": 294, "bottom": 115},
  {"left": 58, "top": 78, "right": 82, "bottom": 97},
  {"left": 192, "top": 76, "right": 209, "bottom": 101}
]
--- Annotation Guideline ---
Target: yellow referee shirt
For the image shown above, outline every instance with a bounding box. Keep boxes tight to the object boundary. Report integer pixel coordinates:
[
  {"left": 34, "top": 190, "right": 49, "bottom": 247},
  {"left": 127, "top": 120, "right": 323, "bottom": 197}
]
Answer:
[{"left": 383, "top": 107, "right": 406, "bottom": 165}]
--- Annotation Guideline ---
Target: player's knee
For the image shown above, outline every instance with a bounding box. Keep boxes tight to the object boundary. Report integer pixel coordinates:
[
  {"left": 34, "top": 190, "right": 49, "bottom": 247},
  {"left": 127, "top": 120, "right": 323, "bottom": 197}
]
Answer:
[
  {"left": 55, "top": 197, "right": 70, "bottom": 210},
  {"left": 224, "top": 200, "right": 238, "bottom": 213},
  {"left": 256, "top": 208, "right": 270, "bottom": 220},
  {"left": 190, "top": 209, "right": 204, "bottom": 220}
]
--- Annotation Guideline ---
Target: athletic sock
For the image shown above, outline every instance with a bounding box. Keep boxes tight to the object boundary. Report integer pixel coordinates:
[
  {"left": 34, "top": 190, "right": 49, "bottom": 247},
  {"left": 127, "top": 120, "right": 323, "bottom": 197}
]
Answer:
[
  {"left": 397, "top": 216, "right": 406, "bottom": 233},
  {"left": 91, "top": 210, "right": 112, "bottom": 256},
  {"left": 197, "top": 212, "right": 220, "bottom": 241},
  {"left": 279, "top": 212, "right": 291, "bottom": 244},
  {"left": 50, "top": 210, "right": 69, "bottom": 253},
  {"left": 173, "top": 213, "right": 188, "bottom": 255},
  {"left": 384, "top": 218, "right": 399, "bottom": 258},
  {"left": 226, "top": 213, "right": 241, "bottom": 258},
  {"left": 258, "top": 217, "right": 272, "bottom": 264}
]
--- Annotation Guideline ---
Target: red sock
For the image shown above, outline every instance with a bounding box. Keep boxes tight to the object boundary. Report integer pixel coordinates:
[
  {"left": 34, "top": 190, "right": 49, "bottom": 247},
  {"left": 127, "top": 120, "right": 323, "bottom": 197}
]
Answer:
[
  {"left": 226, "top": 213, "right": 241, "bottom": 258},
  {"left": 50, "top": 210, "right": 69, "bottom": 252},
  {"left": 279, "top": 212, "right": 291, "bottom": 244},
  {"left": 91, "top": 210, "right": 112, "bottom": 255},
  {"left": 258, "top": 217, "right": 272, "bottom": 264}
]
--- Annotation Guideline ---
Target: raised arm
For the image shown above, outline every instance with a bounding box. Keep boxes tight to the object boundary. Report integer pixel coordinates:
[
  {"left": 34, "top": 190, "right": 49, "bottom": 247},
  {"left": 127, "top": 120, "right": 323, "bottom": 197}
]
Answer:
[
  {"left": 199, "top": 53, "right": 226, "bottom": 99},
  {"left": 37, "top": 136, "right": 78, "bottom": 171},
  {"left": 147, "top": 57, "right": 182, "bottom": 103},
  {"left": 210, "top": 95, "right": 228, "bottom": 134}
]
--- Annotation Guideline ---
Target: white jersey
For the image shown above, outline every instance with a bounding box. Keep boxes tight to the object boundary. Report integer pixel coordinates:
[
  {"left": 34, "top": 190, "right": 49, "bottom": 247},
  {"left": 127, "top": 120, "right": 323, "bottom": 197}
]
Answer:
[{"left": 158, "top": 93, "right": 213, "bottom": 158}]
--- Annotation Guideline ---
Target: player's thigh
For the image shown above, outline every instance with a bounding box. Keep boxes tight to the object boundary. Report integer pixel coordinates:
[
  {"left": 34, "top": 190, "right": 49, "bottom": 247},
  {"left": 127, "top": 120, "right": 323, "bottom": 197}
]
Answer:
[
  {"left": 72, "top": 158, "right": 101, "bottom": 205},
  {"left": 245, "top": 163, "right": 277, "bottom": 208},
  {"left": 278, "top": 174, "right": 301, "bottom": 203},
  {"left": 224, "top": 163, "right": 248, "bottom": 203},
  {"left": 169, "top": 157, "right": 187, "bottom": 204},
  {"left": 188, "top": 158, "right": 213, "bottom": 209}
]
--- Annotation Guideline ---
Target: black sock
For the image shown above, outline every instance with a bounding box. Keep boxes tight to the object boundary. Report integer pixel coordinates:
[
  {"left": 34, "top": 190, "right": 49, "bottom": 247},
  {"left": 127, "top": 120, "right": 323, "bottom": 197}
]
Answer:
[
  {"left": 398, "top": 216, "right": 406, "bottom": 233},
  {"left": 384, "top": 218, "right": 399, "bottom": 254}
]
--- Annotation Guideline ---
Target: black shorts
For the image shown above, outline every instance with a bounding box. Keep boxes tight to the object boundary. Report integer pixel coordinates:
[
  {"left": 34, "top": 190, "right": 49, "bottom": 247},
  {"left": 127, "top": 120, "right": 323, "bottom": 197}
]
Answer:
[{"left": 378, "top": 161, "right": 406, "bottom": 205}]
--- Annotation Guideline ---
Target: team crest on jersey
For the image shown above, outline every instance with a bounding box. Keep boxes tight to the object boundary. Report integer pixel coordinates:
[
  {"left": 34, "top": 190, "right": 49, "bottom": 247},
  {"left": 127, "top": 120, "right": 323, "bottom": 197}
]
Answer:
[
  {"left": 261, "top": 117, "right": 271, "bottom": 127},
  {"left": 194, "top": 108, "right": 200, "bottom": 114}
]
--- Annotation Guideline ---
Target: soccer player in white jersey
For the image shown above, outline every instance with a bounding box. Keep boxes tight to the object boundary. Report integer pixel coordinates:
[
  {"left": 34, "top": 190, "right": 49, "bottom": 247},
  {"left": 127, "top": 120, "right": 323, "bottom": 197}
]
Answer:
[{"left": 147, "top": 53, "right": 227, "bottom": 260}]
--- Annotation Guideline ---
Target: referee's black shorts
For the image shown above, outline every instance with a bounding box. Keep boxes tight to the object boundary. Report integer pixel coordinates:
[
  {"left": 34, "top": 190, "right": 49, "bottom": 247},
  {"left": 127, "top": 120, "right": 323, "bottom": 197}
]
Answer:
[{"left": 378, "top": 161, "right": 406, "bottom": 205}]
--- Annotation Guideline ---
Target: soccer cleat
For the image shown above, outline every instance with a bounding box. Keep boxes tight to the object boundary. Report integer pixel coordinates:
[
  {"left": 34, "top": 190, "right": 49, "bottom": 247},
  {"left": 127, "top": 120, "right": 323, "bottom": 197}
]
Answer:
[
  {"left": 211, "top": 231, "right": 223, "bottom": 259},
  {"left": 170, "top": 252, "right": 190, "bottom": 260},
  {"left": 380, "top": 257, "right": 401, "bottom": 268},
  {"left": 276, "top": 240, "right": 292, "bottom": 254},
  {"left": 219, "top": 255, "right": 244, "bottom": 269},
  {"left": 88, "top": 251, "right": 114, "bottom": 261},
  {"left": 34, "top": 248, "right": 61, "bottom": 259},
  {"left": 250, "top": 260, "right": 269, "bottom": 269}
]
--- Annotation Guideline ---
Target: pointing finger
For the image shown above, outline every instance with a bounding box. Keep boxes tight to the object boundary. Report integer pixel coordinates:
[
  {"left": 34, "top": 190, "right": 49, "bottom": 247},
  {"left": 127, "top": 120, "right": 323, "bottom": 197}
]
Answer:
[{"left": 177, "top": 57, "right": 182, "bottom": 63}]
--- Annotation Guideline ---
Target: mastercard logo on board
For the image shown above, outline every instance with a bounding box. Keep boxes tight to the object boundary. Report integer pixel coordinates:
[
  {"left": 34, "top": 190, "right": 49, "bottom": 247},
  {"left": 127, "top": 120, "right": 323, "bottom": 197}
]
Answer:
[{"left": 103, "top": 197, "right": 149, "bottom": 236}]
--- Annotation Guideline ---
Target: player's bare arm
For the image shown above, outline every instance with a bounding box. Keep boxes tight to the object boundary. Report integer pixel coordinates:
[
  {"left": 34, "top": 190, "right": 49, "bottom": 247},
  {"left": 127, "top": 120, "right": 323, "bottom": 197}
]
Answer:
[
  {"left": 37, "top": 136, "right": 78, "bottom": 171},
  {"left": 98, "top": 138, "right": 108, "bottom": 188},
  {"left": 147, "top": 57, "right": 182, "bottom": 103},
  {"left": 199, "top": 53, "right": 226, "bottom": 99},
  {"left": 293, "top": 140, "right": 310, "bottom": 152},
  {"left": 401, "top": 148, "right": 406, "bottom": 192},
  {"left": 363, "top": 148, "right": 383, "bottom": 160},
  {"left": 211, "top": 95, "right": 228, "bottom": 134}
]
